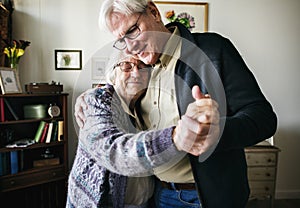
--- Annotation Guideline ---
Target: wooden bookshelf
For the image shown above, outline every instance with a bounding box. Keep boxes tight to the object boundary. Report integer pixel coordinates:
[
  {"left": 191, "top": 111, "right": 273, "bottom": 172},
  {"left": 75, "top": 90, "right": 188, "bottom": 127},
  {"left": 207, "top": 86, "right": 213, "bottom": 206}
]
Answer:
[{"left": 0, "top": 93, "right": 68, "bottom": 207}]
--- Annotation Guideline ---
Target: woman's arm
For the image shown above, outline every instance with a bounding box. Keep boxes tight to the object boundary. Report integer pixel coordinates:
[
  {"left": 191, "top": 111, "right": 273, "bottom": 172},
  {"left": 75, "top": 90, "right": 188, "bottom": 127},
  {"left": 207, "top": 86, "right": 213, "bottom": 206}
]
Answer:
[{"left": 78, "top": 86, "right": 184, "bottom": 176}]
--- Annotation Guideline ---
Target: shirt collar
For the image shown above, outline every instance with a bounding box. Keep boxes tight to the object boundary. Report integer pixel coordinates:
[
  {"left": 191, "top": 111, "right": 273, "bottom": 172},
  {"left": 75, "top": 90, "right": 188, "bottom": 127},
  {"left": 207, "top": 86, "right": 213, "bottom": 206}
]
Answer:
[{"left": 155, "top": 26, "right": 181, "bottom": 69}]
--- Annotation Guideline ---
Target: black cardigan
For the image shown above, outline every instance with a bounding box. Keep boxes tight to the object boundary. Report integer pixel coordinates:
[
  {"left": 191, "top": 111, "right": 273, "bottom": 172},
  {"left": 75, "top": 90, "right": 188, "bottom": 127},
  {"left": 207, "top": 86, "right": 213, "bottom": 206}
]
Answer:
[{"left": 169, "top": 22, "right": 277, "bottom": 208}]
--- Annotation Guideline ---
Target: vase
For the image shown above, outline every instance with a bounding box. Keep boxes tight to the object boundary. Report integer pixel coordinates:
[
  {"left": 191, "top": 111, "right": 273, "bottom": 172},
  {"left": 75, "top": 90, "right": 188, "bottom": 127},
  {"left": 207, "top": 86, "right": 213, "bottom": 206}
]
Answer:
[
  {"left": 9, "top": 57, "right": 19, "bottom": 71},
  {"left": 10, "top": 63, "right": 17, "bottom": 68}
]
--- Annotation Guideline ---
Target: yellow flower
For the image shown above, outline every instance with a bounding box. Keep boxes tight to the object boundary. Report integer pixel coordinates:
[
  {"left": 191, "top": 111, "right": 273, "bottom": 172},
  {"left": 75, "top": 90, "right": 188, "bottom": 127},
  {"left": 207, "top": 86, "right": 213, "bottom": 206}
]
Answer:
[
  {"left": 15, "top": 48, "right": 25, "bottom": 57},
  {"left": 3, "top": 47, "right": 11, "bottom": 57},
  {"left": 2, "top": 39, "right": 30, "bottom": 68}
]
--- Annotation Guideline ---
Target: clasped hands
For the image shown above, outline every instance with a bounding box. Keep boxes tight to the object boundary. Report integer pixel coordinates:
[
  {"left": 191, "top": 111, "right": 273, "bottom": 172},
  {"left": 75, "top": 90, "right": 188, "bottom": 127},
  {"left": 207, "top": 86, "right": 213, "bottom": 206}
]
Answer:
[
  {"left": 173, "top": 85, "right": 220, "bottom": 156},
  {"left": 74, "top": 85, "right": 220, "bottom": 157}
]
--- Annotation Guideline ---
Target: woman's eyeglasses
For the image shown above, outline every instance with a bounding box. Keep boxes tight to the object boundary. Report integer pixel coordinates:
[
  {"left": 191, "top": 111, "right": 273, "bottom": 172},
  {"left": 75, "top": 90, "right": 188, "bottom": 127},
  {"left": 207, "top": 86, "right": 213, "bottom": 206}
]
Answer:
[{"left": 114, "top": 61, "right": 151, "bottom": 73}]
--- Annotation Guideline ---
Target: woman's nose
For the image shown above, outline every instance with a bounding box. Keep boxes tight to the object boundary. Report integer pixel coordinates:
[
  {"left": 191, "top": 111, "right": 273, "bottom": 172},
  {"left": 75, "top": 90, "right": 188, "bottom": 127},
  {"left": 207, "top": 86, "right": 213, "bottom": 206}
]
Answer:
[{"left": 130, "top": 65, "right": 141, "bottom": 77}]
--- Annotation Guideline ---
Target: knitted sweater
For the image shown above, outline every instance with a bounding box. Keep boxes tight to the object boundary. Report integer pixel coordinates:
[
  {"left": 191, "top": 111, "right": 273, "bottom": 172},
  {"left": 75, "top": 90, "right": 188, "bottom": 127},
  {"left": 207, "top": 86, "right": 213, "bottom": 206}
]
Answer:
[{"left": 66, "top": 85, "right": 182, "bottom": 207}]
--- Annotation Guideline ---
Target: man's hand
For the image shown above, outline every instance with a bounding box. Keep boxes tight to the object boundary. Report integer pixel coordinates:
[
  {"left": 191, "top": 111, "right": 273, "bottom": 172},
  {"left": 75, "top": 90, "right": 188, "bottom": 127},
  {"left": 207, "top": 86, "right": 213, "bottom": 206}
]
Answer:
[
  {"left": 75, "top": 85, "right": 104, "bottom": 128},
  {"left": 74, "top": 89, "right": 92, "bottom": 128},
  {"left": 173, "top": 86, "right": 220, "bottom": 156}
]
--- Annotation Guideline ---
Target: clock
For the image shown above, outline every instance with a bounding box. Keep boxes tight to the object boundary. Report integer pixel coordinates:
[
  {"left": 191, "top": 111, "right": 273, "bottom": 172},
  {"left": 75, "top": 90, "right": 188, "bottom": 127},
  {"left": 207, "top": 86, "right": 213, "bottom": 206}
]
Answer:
[{"left": 48, "top": 104, "right": 61, "bottom": 118}]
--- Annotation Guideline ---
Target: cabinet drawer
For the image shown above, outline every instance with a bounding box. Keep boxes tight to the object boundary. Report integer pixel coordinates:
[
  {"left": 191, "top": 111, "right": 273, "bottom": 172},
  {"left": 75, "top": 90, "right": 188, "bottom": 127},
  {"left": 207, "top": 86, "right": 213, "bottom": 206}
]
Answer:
[
  {"left": 248, "top": 167, "right": 276, "bottom": 180},
  {"left": 246, "top": 152, "right": 276, "bottom": 166},
  {"left": 0, "top": 167, "right": 65, "bottom": 192},
  {"left": 249, "top": 181, "right": 275, "bottom": 196}
]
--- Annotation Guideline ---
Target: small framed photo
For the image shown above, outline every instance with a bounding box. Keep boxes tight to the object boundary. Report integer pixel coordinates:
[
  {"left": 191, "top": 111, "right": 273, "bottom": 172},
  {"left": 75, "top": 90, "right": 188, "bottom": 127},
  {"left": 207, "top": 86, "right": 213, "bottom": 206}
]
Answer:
[
  {"left": 55, "top": 49, "right": 82, "bottom": 70},
  {"left": 92, "top": 83, "right": 104, "bottom": 88},
  {"left": 0, "top": 67, "right": 22, "bottom": 94},
  {"left": 92, "top": 57, "right": 108, "bottom": 81}
]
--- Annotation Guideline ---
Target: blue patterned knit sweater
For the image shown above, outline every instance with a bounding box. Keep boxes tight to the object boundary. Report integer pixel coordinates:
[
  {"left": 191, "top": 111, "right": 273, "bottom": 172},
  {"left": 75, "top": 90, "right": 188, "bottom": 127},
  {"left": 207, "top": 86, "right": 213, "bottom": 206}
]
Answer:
[{"left": 66, "top": 85, "right": 180, "bottom": 207}]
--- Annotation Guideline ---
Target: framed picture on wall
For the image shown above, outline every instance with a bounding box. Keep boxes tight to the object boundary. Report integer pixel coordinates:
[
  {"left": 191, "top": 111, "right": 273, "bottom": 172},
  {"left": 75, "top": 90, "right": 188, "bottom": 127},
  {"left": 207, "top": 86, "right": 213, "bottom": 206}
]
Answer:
[
  {"left": 154, "top": 1, "right": 209, "bottom": 32},
  {"left": 92, "top": 57, "right": 108, "bottom": 82},
  {"left": 55, "top": 49, "right": 82, "bottom": 70},
  {"left": 0, "top": 67, "right": 22, "bottom": 94},
  {"left": 92, "top": 83, "right": 105, "bottom": 88}
]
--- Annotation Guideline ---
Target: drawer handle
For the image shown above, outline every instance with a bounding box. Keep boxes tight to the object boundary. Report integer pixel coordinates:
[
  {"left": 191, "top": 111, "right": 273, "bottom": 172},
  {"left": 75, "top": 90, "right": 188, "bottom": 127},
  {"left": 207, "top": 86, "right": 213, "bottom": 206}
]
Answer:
[
  {"left": 266, "top": 173, "right": 271, "bottom": 177},
  {"left": 52, "top": 172, "right": 57, "bottom": 177},
  {"left": 10, "top": 180, "right": 15, "bottom": 185},
  {"left": 265, "top": 187, "right": 270, "bottom": 191}
]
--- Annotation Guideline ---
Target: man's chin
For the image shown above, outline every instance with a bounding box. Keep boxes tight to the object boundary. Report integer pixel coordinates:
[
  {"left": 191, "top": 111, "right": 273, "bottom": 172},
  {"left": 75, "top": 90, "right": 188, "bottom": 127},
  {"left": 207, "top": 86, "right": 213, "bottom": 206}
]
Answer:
[{"left": 137, "top": 53, "right": 153, "bottom": 65}]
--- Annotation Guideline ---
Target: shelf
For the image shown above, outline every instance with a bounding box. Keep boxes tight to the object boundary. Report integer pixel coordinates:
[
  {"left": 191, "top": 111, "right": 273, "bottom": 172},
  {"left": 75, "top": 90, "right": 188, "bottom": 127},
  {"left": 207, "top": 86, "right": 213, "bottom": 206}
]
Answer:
[
  {"left": 0, "top": 116, "right": 64, "bottom": 125},
  {"left": 0, "top": 93, "right": 69, "bottom": 98},
  {"left": 0, "top": 141, "right": 65, "bottom": 153},
  {"left": 0, "top": 165, "right": 66, "bottom": 192},
  {"left": 0, "top": 93, "right": 68, "bottom": 202}
]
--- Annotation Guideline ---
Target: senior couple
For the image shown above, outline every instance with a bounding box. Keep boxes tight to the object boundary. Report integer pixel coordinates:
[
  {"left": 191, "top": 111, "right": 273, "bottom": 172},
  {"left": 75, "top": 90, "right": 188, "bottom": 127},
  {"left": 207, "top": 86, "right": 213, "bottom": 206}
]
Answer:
[{"left": 67, "top": 0, "right": 277, "bottom": 208}]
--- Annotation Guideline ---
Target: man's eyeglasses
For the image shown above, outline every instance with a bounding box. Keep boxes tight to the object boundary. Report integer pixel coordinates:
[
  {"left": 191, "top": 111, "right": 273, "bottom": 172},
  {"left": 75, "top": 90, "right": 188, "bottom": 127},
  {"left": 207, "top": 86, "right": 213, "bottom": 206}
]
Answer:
[
  {"left": 113, "top": 11, "right": 144, "bottom": 50},
  {"left": 114, "top": 61, "right": 151, "bottom": 73}
]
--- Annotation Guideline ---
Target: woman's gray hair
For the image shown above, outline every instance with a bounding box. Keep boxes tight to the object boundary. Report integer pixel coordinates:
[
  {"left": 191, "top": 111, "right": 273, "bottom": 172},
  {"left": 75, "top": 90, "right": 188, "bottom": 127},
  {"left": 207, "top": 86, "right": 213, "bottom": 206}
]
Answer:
[
  {"left": 105, "top": 51, "right": 130, "bottom": 85},
  {"left": 99, "top": 0, "right": 150, "bottom": 31}
]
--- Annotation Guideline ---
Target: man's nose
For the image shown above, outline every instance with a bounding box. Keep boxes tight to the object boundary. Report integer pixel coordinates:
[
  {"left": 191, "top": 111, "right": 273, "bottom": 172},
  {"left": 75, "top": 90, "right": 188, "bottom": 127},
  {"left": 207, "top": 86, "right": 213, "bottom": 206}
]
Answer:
[{"left": 124, "top": 38, "right": 139, "bottom": 54}]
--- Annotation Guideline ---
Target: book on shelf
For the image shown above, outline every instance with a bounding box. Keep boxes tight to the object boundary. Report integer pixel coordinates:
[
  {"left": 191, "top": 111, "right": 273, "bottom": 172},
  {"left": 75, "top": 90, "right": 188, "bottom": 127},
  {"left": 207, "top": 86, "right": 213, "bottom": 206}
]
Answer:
[
  {"left": 34, "top": 121, "right": 46, "bottom": 143},
  {"left": 39, "top": 122, "right": 49, "bottom": 143},
  {"left": 0, "top": 152, "right": 4, "bottom": 176},
  {"left": 4, "top": 98, "right": 19, "bottom": 120},
  {"left": 33, "top": 157, "right": 60, "bottom": 168},
  {"left": 0, "top": 98, "right": 4, "bottom": 122},
  {"left": 58, "top": 120, "right": 64, "bottom": 141},
  {"left": 10, "top": 151, "right": 18, "bottom": 174},
  {"left": 45, "top": 122, "right": 54, "bottom": 143},
  {"left": 0, "top": 152, "right": 10, "bottom": 176},
  {"left": 51, "top": 120, "right": 58, "bottom": 142},
  {"left": 19, "top": 150, "right": 24, "bottom": 171}
]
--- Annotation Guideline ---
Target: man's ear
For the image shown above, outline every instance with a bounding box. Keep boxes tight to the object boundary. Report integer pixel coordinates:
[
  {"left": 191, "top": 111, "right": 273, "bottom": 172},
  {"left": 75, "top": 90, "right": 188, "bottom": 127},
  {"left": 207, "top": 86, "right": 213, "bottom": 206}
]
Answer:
[{"left": 147, "top": 2, "right": 161, "bottom": 22}]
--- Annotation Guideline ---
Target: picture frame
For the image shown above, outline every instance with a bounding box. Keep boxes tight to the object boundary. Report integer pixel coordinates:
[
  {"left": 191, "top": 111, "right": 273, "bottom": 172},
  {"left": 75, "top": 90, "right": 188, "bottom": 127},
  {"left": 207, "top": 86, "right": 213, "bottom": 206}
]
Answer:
[
  {"left": 0, "top": 67, "right": 22, "bottom": 94},
  {"left": 92, "top": 57, "right": 109, "bottom": 82},
  {"left": 92, "top": 83, "right": 104, "bottom": 88},
  {"left": 55, "top": 49, "right": 82, "bottom": 70},
  {"left": 154, "top": 1, "right": 209, "bottom": 32}
]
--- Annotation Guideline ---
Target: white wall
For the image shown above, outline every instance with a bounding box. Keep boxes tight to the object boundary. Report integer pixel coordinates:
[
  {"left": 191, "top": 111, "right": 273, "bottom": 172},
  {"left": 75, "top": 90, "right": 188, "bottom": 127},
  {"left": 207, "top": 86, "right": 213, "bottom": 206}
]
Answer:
[{"left": 12, "top": 0, "right": 300, "bottom": 199}]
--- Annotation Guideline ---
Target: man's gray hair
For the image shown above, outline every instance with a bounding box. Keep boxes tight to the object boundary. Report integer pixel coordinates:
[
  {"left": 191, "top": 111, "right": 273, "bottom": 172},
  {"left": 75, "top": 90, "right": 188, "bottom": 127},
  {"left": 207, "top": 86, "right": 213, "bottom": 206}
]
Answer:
[{"left": 99, "top": 0, "right": 150, "bottom": 31}]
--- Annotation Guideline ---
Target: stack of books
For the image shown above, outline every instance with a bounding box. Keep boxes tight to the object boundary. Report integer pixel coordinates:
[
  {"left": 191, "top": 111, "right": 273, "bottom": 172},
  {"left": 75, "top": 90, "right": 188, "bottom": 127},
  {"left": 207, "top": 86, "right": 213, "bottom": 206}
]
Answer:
[{"left": 34, "top": 120, "right": 64, "bottom": 143}]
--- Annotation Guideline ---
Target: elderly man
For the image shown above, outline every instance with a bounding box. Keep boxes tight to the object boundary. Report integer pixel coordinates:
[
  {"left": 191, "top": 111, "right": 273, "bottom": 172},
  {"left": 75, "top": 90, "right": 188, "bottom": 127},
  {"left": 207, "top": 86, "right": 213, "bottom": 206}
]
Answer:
[{"left": 75, "top": 0, "right": 277, "bottom": 207}]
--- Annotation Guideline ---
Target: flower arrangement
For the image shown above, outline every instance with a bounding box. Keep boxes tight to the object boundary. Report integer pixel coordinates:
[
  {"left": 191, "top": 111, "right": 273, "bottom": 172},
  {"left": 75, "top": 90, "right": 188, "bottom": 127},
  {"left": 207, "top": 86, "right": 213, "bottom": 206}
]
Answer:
[
  {"left": 62, "top": 54, "right": 71, "bottom": 66},
  {"left": 165, "top": 10, "right": 195, "bottom": 31},
  {"left": 3, "top": 39, "right": 31, "bottom": 69}
]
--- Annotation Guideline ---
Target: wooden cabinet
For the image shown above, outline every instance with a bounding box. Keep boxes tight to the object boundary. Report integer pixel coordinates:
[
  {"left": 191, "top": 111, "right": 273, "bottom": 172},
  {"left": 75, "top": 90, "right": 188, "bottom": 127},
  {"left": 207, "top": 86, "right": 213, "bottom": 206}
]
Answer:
[
  {"left": 245, "top": 143, "right": 280, "bottom": 208},
  {"left": 0, "top": 93, "right": 68, "bottom": 208}
]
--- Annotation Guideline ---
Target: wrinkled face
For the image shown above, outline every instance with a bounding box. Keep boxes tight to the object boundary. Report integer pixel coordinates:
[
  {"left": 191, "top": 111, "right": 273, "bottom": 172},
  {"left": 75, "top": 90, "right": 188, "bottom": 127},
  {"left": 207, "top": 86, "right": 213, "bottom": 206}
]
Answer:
[
  {"left": 114, "top": 57, "right": 150, "bottom": 102},
  {"left": 108, "top": 2, "right": 170, "bottom": 65}
]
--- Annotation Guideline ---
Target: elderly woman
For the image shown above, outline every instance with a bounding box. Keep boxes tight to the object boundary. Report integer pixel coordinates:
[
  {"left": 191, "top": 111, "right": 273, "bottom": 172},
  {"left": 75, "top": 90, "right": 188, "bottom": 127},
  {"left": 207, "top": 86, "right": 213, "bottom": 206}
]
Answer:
[{"left": 67, "top": 55, "right": 187, "bottom": 208}]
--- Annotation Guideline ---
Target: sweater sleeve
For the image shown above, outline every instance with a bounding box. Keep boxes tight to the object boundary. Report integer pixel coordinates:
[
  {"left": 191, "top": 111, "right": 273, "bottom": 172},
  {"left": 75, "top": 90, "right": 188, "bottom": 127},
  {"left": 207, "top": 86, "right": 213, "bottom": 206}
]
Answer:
[{"left": 78, "top": 87, "right": 184, "bottom": 176}]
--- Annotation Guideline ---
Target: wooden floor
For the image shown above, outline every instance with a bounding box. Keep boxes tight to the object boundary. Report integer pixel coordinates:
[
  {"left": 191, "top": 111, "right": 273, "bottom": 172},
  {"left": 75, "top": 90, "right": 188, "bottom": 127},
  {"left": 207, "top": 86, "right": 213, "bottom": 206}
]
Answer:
[{"left": 246, "top": 199, "right": 300, "bottom": 208}]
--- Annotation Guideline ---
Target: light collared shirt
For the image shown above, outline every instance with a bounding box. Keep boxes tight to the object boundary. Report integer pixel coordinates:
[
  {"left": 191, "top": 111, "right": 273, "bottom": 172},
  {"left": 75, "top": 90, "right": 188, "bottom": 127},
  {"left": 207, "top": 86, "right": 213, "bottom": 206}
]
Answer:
[
  {"left": 141, "top": 26, "right": 194, "bottom": 183},
  {"left": 114, "top": 91, "right": 154, "bottom": 205}
]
